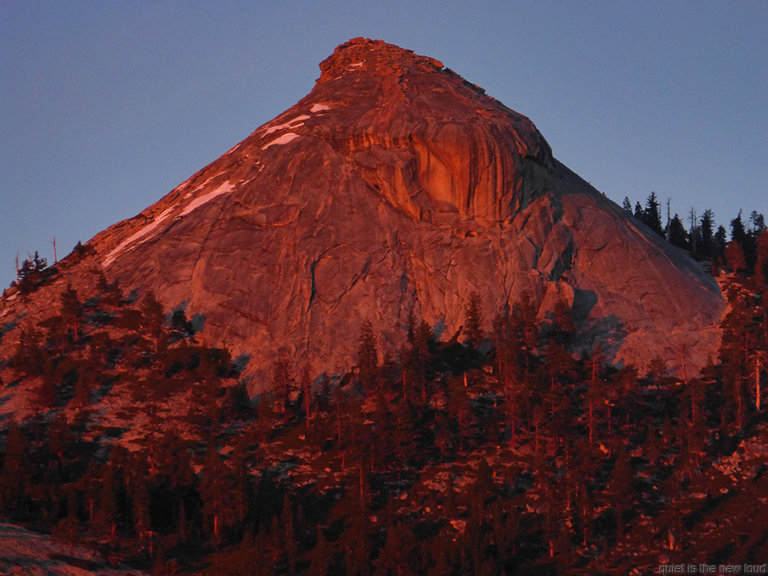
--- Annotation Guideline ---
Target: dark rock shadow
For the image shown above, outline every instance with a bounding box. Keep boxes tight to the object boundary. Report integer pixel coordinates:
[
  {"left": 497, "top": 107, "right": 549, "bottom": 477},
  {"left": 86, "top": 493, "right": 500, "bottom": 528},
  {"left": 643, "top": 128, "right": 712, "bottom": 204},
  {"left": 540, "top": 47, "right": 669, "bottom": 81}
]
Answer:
[
  {"left": 572, "top": 288, "right": 598, "bottom": 322},
  {"left": 572, "top": 314, "right": 628, "bottom": 365},
  {"left": 233, "top": 354, "right": 251, "bottom": 374}
]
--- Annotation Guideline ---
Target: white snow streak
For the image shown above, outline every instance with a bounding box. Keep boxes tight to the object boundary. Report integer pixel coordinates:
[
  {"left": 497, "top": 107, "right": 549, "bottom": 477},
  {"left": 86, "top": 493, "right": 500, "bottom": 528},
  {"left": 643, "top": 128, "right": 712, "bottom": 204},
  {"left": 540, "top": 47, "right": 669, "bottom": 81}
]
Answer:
[
  {"left": 103, "top": 207, "right": 175, "bottom": 267},
  {"left": 261, "top": 132, "right": 300, "bottom": 149},
  {"left": 311, "top": 103, "right": 331, "bottom": 113},
  {"left": 180, "top": 181, "right": 234, "bottom": 216},
  {"left": 263, "top": 114, "right": 310, "bottom": 136}
]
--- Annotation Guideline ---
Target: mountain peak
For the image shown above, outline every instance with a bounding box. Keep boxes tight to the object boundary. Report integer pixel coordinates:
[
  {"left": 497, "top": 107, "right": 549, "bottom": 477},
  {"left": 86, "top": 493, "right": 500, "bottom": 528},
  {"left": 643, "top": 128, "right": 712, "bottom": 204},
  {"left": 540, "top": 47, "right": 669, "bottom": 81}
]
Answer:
[
  {"left": 318, "top": 38, "right": 444, "bottom": 84},
  {"left": 0, "top": 39, "right": 725, "bottom": 389},
  {"left": 305, "top": 39, "right": 552, "bottom": 223}
]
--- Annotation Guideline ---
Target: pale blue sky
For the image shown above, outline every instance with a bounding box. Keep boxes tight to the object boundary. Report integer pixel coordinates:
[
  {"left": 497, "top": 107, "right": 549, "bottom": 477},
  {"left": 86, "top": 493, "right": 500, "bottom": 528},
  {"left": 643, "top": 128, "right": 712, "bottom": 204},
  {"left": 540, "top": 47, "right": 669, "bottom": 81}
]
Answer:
[{"left": 1, "top": 1, "right": 766, "bottom": 289}]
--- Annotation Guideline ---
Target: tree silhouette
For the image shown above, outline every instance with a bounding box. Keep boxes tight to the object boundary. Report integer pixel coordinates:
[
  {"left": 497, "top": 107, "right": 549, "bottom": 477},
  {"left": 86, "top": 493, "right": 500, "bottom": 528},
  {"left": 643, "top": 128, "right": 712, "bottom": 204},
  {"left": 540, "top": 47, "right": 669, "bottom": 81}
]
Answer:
[
  {"left": 12, "top": 325, "right": 45, "bottom": 376},
  {"left": 643, "top": 192, "right": 664, "bottom": 236},
  {"left": 17, "top": 251, "right": 48, "bottom": 294},
  {"left": 0, "top": 423, "right": 30, "bottom": 517},
  {"left": 464, "top": 291, "right": 484, "bottom": 350},
  {"left": 199, "top": 441, "right": 239, "bottom": 547},
  {"left": 357, "top": 319, "right": 378, "bottom": 391},
  {"left": 271, "top": 347, "right": 296, "bottom": 420},
  {"left": 60, "top": 284, "right": 83, "bottom": 342},
  {"left": 668, "top": 214, "right": 689, "bottom": 249}
]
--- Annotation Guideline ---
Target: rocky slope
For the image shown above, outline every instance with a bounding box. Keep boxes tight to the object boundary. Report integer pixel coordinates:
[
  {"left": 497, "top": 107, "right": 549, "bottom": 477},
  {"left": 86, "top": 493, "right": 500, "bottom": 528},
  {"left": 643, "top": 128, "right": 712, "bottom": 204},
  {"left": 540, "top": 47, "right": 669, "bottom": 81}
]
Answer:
[
  {"left": 0, "top": 522, "right": 146, "bottom": 575},
  {"left": 1, "top": 38, "right": 724, "bottom": 389}
]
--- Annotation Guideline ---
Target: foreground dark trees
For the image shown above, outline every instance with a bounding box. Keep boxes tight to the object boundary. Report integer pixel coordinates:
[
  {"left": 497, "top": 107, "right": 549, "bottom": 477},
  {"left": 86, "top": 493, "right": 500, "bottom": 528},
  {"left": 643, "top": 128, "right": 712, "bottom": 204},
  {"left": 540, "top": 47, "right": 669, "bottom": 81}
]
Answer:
[
  {"left": 1, "top": 263, "right": 767, "bottom": 575},
  {"left": 1, "top": 206, "right": 768, "bottom": 574}
]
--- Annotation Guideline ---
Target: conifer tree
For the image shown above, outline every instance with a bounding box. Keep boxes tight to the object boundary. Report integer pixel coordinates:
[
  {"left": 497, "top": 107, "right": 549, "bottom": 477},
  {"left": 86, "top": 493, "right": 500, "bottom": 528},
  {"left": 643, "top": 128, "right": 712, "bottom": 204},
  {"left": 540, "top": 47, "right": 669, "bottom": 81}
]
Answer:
[
  {"left": 731, "top": 210, "right": 747, "bottom": 245},
  {"left": 308, "top": 525, "right": 332, "bottom": 576},
  {"left": 36, "top": 370, "right": 58, "bottom": 411},
  {"left": 726, "top": 241, "right": 747, "bottom": 274},
  {"left": 634, "top": 201, "right": 644, "bottom": 221},
  {"left": 699, "top": 209, "right": 716, "bottom": 259},
  {"left": 357, "top": 319, "right": 378, "bottom": 391},
  {"left": 714, "top": 225, "right": 729, "bottom": 265},
  {"left": 643, "top": 192, "right": 664, "bottom": 236},
  {"left": 140, "top": 290, "right": 165, "bottom": 344},
  {"left": 128, "top": 457, "right": 151, "bottom": 541},
  {"left": 281, "top": 494, "right": 298, "bottom": 576},
  {"left": 200, "top": 441, "right": 239, "bottom": 546},
  {"left": 754, "top": 230, "right": 768, "bottom": 286},
  {"left": 464, "top": 291, "right": 484, "bottom": 350},
  {"left": 60, "top": 284, "right": 82, "bottom": 342},
  {"left": 606, "top": 446, "right": 632, "bottom": 541},
  {"left": 668, "top": 214, "right": 689, "bottom": 249},
  {"left": 17, "top": 251, "right": 48, "bottom": 294},
  {"left": 375, "top": 520, "right": 415, "bottom": 576},
  {"left": 271, "top": 347, "right": 296, "bottom": 419},
  {"left": 0, "top": 423, "right": 30, "bottom": 516},
  {"left": 12, "top": 325, "right": 45, "bottom": 376},
  {"left": 96, "top": 460, "right": 119, "bottom": 543}
]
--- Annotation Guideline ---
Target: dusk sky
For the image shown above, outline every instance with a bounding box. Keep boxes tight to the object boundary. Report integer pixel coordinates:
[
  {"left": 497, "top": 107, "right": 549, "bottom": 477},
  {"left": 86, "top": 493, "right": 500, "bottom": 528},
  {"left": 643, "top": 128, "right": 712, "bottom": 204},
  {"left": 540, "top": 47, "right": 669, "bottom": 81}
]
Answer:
[{"left": 2, "top": 1, "right": 766, "bottom": 290}]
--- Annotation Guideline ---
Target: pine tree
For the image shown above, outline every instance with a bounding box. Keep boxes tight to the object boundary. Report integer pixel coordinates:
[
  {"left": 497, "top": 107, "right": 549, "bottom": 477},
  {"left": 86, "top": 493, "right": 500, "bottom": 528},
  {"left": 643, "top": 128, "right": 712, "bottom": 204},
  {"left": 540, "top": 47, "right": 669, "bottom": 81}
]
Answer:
[
  {"left": 726, "top": 241, "right": 747, "bottom": 274},
  {"left": 731, "top": 210, "right": 747, "bottom": 245},
  {"left": 0, "top": 423, "right": 30, "bottom": 516},
  {"left": 699, "top": 209, "right": 716, "bottom": 259},
  {"left": 60, "top": 284, "right": 82, "bottom": 342},
  {"left": 281, "top": 494, "right": 298, "bottom": 576},
  {"left": 714, "top": 225, "right": 729, "bottom": 266},
  {"left": 199, "top": 441, "right": 239, "bottom": 547},
  {"left": 128, "top": 457, "right": 151, "bottom": 541},
  {"left": 17, "top": 251, "right": 48, "bottom": 294},
  {"left": 405, "top": 319, "right": 435, "bottom": 401},
  {"left": 606, "top": 446, "right": 632, "bottom": 541},
  {"left": 140, "top": 290, "right": 165, "bottom": 344},
  {"left": 308, "top": 525, "right": 332, "bottom": 576},
  {"left": 357, "top": 320, "right": 378, "bottom": 391},
  {"left": 754, "top": 230, "right": 768, "bottom": 286},
  {"left": 464, "top": 291, "right": 484, "bottom": 350},
  {"left": 491, "top": 308, "right": 516, "bottom": 400},
  {"left": 375, "top": 520, "right": 415, "bottom": 576},
  {"left": 271, "top": 347, "right": 296, "bottom": 419},
  {"left": 668, "top": 214, "right": 689, "bottom": 249},
  {"left": 299, "top": 364, "right": 313, "bottom": 429},
  {"left": 643, "top": 192, "right": 664, "bottom": 236},
  {"left": 96, "top": 460, "right": 120, "bottom": 543},
  {"left": 12, "top": 325, "right": 45, "bottom": 376}
]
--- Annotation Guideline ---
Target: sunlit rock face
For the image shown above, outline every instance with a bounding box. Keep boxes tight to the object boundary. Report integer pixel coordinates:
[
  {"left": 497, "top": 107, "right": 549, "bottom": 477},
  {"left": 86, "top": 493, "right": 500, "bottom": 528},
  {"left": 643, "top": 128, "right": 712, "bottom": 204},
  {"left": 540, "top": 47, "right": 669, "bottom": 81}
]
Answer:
[{"left": 20, "top": 38, "right": 727, "bottom": 387}]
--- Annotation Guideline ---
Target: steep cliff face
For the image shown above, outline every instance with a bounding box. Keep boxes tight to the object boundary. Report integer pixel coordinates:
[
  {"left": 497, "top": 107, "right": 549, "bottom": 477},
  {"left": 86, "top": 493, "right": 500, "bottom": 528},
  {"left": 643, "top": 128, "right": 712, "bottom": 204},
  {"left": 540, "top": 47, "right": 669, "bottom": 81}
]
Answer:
[{"left": 2, "top": 38, "right": 725, "bottom": 388}]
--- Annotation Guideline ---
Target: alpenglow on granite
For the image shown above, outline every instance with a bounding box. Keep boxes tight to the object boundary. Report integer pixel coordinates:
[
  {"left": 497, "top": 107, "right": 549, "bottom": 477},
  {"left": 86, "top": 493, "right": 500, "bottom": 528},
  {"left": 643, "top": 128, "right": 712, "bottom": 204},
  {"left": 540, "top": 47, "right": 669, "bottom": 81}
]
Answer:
[{"left": 2, "top": 38, "right": 725, "bottom": 388}]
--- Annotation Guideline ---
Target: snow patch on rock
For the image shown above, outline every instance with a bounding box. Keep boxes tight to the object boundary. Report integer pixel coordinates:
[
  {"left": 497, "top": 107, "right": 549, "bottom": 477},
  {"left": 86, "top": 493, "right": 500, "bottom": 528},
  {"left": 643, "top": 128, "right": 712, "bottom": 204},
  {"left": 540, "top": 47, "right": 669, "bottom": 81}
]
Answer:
[
  {"left": 103, "top": 207, "right": 175, "bottom": 267},
  {"left": 262, "top": 132, "right": 300, "bottom": 149},
  {"left": 263, "top": 115, "right": 310, "bottom": 136},
  {"left": 180, "top": 181, "right": 234, "bottom": 216}
]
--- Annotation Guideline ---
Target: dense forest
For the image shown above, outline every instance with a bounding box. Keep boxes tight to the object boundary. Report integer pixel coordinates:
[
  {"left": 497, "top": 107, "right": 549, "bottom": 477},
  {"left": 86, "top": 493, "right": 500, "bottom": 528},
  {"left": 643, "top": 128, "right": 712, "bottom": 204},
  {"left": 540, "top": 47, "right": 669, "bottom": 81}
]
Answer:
[{"left": 1, "top": 200, "right": 768, "bottom": 575}]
